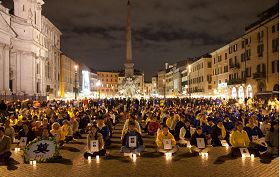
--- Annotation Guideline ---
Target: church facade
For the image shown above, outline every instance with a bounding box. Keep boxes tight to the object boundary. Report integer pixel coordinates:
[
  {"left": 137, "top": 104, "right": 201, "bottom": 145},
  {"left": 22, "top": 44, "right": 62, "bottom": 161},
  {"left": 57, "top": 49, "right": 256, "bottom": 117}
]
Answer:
[{"left": 0, "top": 0, "right": 61, "bottom": 99}]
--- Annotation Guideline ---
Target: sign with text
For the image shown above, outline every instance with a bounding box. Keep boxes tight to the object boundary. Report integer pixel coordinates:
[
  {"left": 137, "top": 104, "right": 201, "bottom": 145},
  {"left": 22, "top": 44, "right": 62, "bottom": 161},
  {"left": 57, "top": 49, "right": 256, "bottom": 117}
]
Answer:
[
  {"left": 163, "top": 139, "right": 172, "bottom": 150},
  {"left": 196, "top": 138, "right": 206, "bottom": 149},
  {"left": 129, "top": 136, "right": 137, "bottom": 148},
  {"left": 19, "top": 137, "right": 27, "bottom": 147},
  {"left": 90, "top": 140, "right": 99, "bottom": 152}
]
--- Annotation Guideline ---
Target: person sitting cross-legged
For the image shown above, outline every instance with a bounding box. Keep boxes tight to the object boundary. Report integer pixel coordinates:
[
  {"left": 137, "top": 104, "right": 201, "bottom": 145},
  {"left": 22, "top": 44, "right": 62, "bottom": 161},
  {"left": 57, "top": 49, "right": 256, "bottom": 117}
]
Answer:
[
  {"left": 84, "top": 123, "right": 107, "bottom": 159},
  {"left": 178, "top": 118, "right": 191, "bottom": 146},
  {"left": 0, "top": 126, "right": 12, "bottom": 165},
  {"left": 190, "top": 126, "right": 211, "bottom": 155},
  {"left": 121, "top": 121, "right": 144, "bottom": 155},
  {"left": 156, "top": 125, "right": 179, "bottom": 154}
]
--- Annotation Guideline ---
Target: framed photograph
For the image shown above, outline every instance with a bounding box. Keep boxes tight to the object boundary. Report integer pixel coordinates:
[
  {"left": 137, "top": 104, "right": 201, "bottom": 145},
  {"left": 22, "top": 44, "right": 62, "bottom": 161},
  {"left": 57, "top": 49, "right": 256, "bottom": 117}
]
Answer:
[
  {"left": 129, "top": 136, "right": 137, "bottom": 148},
  {"left": 196, "top": 138, "right": 205, "bottom": 149},
  {"left": 163, "top": 139, "right": 172, "bottom": 150},
  {"left": 19, "top": 137, "right": 28, "bottom": 147},
  {"left": 252, "top": 135, "right": 258, "bottom": 142},
  {"left": 90, "top": 140, "right": 99, "bottom": 153},
  {"left": 239, "top": 148, "right": 250, "bottom": 157}
]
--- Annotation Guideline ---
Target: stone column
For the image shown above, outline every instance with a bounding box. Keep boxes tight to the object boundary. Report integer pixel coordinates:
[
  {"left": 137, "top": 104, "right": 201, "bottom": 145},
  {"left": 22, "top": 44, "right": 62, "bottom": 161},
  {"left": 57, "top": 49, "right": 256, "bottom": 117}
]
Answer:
[{"left": 3, "top": 44, "right": 10, "bottom": 92}]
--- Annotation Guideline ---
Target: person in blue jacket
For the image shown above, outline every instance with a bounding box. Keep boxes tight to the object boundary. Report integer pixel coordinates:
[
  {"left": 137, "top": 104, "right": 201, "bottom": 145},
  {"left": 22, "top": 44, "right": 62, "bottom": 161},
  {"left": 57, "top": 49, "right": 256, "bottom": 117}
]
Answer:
[{"left": 97, "top": 116, "right": 111, "bottom": 147}]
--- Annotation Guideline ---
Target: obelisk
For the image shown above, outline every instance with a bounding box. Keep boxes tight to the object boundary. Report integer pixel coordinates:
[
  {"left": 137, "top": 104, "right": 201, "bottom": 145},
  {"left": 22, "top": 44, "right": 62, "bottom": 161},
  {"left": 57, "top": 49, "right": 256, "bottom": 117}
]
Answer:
[{"left": 124, "top": 0, "right": 134, "bottom": 78}]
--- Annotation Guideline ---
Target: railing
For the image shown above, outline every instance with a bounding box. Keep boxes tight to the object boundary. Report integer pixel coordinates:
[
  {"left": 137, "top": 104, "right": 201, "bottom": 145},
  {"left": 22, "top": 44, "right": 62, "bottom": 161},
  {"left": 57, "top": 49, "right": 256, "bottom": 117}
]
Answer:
[
  {"left": 229, "top": 63, "right": 240, "bottom": 69},
  {"left": 227, "top": 78, "right": 245, "bottom": 85},
  {"left": 253, "top": 72, "right": 266, "bottom": 79}
]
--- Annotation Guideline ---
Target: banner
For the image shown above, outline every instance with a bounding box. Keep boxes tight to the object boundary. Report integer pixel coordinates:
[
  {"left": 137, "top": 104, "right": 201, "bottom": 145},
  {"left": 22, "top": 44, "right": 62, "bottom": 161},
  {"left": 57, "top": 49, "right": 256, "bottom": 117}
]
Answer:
[{"left": 23, "top": 137, "right": 59, "bottom": 163}]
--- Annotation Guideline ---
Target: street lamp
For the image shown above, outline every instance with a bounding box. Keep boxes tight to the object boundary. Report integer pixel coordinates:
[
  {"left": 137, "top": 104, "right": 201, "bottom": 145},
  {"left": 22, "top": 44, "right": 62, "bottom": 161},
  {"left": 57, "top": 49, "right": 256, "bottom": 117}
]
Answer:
[
  {"left": 96, "top": 80, "right": 101, "bottom": 99},
  {"left": 188, "top": 65, "right": 191, "bottom": 97},
  {"left": 74, "top": 65, "right": 78, "bottom": 100},
  {"left": 163, "top": 79, "right": 166, "bottom": 99}
]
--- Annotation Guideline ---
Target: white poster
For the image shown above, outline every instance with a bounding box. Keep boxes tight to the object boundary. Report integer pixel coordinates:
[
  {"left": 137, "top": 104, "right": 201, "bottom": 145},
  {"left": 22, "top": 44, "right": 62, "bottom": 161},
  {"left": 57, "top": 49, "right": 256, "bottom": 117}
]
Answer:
[
  {"left": 19, "top": 137, "right": 27, "bottom": 147},
  {"left": 220, "top": 140, "right": 229, "bottom": 147},
  {"left": 196, "top": 138, "right": 205, "bottom": 149},
  {"left": 129, "top": 136, "right": 137, "bottom": 148},
  {"left": 163, "top": 139, "right": 172, "bottom": 150},
  {"left": 90, "top": 140, "right": 99, "bottom": 152},
  {"left": 252, "top": 135, "right": 258, "bottom": 143},
  {"left": 239, "top": 148, "right": 250, "bottom": 157}
]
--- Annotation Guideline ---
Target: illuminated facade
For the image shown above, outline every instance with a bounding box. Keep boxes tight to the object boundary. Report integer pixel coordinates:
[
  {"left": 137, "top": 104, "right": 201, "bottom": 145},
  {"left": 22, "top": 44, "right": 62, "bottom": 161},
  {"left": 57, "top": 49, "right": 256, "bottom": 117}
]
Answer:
[{"left": 97, "top": 71, "right": 119, "bottom": 98}]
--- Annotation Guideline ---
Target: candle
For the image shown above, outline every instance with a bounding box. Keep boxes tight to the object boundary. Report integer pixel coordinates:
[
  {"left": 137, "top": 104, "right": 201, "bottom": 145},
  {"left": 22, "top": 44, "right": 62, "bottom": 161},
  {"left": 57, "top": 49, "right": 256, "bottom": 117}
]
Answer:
[
  {"left": 32, "top": 160, "right": 36, "bottom": 166},
  {"left": 250, "top": 154, "right": 254, "bottom": 158},
  {"left": 96, "top": 155, "right": 99, "bottom": 160},
  {"left": 132, "top": 154, "right": 136, "bottom": 158},
  {"left": 88, "top": 156, "right": 92, "bottom": 161},
  {"left": 30, "top": 160, "right": 33, "bottom": 165},
  {"left": 242, "top": 154, "right": 246, "bottom": 158}
]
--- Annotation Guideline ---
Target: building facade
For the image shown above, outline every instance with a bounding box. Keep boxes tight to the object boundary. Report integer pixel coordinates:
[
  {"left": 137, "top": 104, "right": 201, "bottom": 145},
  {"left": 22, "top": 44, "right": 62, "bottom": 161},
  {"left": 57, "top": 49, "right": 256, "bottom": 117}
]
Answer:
[
  {"left": 0, "top": 0, "right": 61, "bottom": 99},
  {"left": 97, "top": 71, "right": 119, "bottom": 98},
  {"left": 59, "top": 54, "right": 79, "bottom": 99}
]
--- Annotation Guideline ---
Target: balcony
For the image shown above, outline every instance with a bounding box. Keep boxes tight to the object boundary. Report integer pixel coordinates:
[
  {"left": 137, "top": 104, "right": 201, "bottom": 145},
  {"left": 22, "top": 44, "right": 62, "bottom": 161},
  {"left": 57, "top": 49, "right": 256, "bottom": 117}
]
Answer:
[
  {"left": 227, "top": 78, "right": 245, "bottom": 85},
  {"left": 230, "top": 63, "right": 240, "bottom": 69},
  {"left": 253, "top": 72, "right": 266, "bottom": 80}
]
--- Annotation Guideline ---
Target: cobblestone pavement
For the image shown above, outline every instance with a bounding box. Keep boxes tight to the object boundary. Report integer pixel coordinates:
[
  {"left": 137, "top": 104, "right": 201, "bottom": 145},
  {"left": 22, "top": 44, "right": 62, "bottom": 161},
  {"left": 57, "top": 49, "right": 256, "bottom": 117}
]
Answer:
[{"left": 0, "top": 122, "right": 279, "bottom": 177}]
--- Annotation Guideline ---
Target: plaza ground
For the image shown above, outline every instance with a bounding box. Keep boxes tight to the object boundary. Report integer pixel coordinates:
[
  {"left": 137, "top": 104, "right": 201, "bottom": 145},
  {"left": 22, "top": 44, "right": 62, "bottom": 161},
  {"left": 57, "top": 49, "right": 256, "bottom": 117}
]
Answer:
[{"left": 0, "top": 121, "right": 279, "bottom": 177}]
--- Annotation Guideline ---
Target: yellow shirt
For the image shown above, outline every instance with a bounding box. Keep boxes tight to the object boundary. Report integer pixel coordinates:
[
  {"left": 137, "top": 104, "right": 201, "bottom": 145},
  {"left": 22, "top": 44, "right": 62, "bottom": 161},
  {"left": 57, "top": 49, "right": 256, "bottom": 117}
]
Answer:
[
  {"left": 166, "top": 118, "right": 173, "bottom": 129},
  {"left": 156, "top": 132, "right": 176, "bottom": 147},
  {"left": 230, "top": 130, "right": 250, "bottom": 147},
  {"left": 50, "top": 129, "right": 64, "bottom": 141}
]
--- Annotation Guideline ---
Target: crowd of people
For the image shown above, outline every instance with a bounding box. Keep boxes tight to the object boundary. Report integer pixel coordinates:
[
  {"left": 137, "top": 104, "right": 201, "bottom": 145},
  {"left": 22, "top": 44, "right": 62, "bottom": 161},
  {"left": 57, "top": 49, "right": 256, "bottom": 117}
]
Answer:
[{"left": 0, "top": 96, "right": 278, "bottom": 165}]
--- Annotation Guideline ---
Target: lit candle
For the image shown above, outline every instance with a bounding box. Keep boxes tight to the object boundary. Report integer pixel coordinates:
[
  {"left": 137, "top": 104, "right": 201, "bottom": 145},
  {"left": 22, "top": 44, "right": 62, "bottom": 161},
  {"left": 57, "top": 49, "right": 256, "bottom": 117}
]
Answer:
[
  {"left": 96, "top": 155, "right": 99, "bottom": 160},
  {"left": 30, "top": 160, "right": 33, "bottom": 165},
  {"left": 204, "top": 153, "right": 208, "bottom": 157},
  {"left": 132, "top": 154, "right": 136, "bottom": 158},
  {"left": 242, "top": 154, "right": 246, "bottom": 158},
  {"left": 250, "top": 154, "right": 254, "bottom": 158},
  {"left": 32, "top": 160, "right": 36, "bottom": 166},
  {"left": 88, "top": 156, "right": 92, "bottom": 161}
]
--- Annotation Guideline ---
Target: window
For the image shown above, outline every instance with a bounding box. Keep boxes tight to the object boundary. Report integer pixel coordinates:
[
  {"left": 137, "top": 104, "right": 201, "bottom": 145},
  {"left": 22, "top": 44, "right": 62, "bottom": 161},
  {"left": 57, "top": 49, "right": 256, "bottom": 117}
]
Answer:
[
  {"left": 272, "top": 38, "right": 279, "bottom": 52},
  {"left": 242, "top": 41, "right": 245, "bottom": 49},
  {"left": 272, "top": 25, "right": 275, "bottom": 33},
  {"left": 246, "top": 49, "right": 251, "bottom": 60},
  {"left": 257, "top": 44, "right": 264, "bottom": 57},
  {"left": 257, "top": 64, "right": 266, "bottom": 73},
  {"left": 233, "top": 44, "right": 238, "bottom": 52},
  {"left": 225, "top": 53, "right": 227, "bottom": 60},
  {"left": 214, "top": 58, "right": 216, "bottom": 64},
  {"left": 241, "top": 53, "right": 245, "bottom": 62},
  {"left": 229, "top": 47, "right": 232, "bottom": 54},
  {"left": 224, "top": 65, "right": 228, "bottom": 73},
  {"left": 245, "top": 67, "right": 251, "bottom": 77},
  {"left": 272, "top": 60, "right": 279, "bottom": 73},
  {"left": 207, "top": 62, "right": 212, "bottom": 68},
  {"left": 36, "top": 82, "right": 40, "bottom": 93},
  {"left": 219, "top": 80, "right": 221, "bottom": 84},
  {"left": 257, "top": 31, "right": 264, "bottom": 43},
  {"left": 229, "top": 58, "right": 233, "bottom": 66},
  {"left": 36, "top": 63, "right": 40, "bottom": 74}
]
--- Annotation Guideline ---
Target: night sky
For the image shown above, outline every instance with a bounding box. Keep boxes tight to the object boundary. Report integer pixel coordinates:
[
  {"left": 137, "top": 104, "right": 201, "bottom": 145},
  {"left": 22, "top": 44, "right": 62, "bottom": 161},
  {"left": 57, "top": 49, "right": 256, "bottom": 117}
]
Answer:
[{"left": 2, "top": 0, "right": 278, "bottom": 81}]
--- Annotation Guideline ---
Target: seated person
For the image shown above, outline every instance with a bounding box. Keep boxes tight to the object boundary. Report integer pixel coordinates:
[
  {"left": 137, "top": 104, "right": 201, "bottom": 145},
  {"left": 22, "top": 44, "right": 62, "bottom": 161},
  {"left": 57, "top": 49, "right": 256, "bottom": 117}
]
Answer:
[
  {"left": 50, "top": 122, "right": 64, "bottom": 145},
  {"left": 121, "top": 121, "right": 144, "bottom": 155},
  {"left": 41, "top": 128, "right": 51, "bottom": 139},
  {"left": 0, "top": 126, "right": 12, "bottom": 164},
  {"left": 223, "top": 116, "right": 234, "bottom": 132},
  {"left": 70, "top": 116, "right": 81, "bottom": 139},
  {"left": 17, "top": 123, "right": 35, "bottom": 144},
  {"left": 32, "top": 121, "right": 43, "bottom": 137},
  {"left": 178, "top": 119, "right": 191, "bottom": 145},
  {"left": 84, "top": 123, "right": 106, "bottom": 158},
  {"left": 156, "top": 125, "right": 178, "bottom": 154},
  {"left": 244, "top": 117, "right": 264, "bottom": 141},
  {"left": 190, "top": 127, "right": 211, "bottom": 154},
  {"left": 147, "top": 117, "right": 160, "bottom": 136},
  {"left": 97, "top": 117, "right": 111, "bottom": 147},
  {"left": 211, "top": 120, "right": 228, "bottom": 146},
  {"left": 202, "top": 118, "right": 215, "bottom": 144},
  {"left": 61, "top": 120, "right": 74, "bottom": 143},
  {"left": 265, "top": 121, "right": 279, "bottom": 155},
  {"left": 174, "top": 116, "right": 185, "bottom": 141},
  {"left": 121, "top": 114, "right": 141, "bottom": 139},
  {"left": 260, "top": 117, "right": 271, "bottom": 136},
  {"left": 230, "top": 121, "right": 251, "bottom": 157},
  {"left": 4, "top": 120, "right": 15, "bottom": 142}
]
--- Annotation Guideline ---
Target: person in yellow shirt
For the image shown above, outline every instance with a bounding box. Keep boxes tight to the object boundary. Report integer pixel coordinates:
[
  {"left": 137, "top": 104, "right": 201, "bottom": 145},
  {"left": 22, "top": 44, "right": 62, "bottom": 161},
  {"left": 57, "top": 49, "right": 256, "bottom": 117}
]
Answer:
[
  {"left": 156, "top": 125, "right": 178, "bottom": 154},
  {"left": 50, "top": 122, "right": 64, "bottom": 146},
  {"left": 230, "top": 121, "right": 251, "bottom": 157}
]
